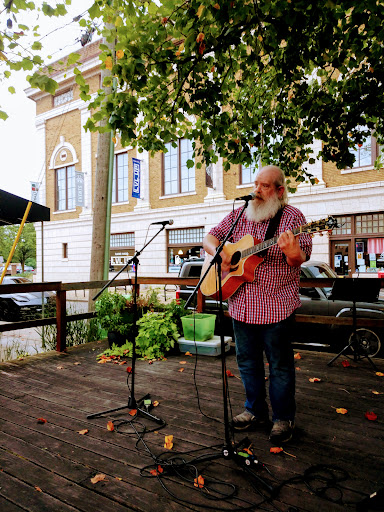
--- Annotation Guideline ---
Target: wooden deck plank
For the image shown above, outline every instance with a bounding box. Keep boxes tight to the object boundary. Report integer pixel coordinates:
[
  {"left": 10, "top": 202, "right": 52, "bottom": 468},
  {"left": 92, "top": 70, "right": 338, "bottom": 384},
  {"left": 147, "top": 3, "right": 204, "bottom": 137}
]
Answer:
[{"left": 0, "top": 341, "right": 383, "bottom": 512}]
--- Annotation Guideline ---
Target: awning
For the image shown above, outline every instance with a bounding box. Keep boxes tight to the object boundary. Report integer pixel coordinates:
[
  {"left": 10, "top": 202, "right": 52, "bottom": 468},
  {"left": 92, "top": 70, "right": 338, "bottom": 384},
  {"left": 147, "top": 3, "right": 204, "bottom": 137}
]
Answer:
[{"left": 0, "top": 189, "right": 50, "bottom": 226}]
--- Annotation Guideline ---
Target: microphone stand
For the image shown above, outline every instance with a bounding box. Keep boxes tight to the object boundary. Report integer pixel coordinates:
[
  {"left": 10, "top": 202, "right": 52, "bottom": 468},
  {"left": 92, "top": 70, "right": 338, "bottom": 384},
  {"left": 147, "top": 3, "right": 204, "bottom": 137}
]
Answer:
[
  {"left": 87, "top": 225, "right": 166, "bottom": 424},
  {"left": 184, "top": 199, "right": 274, "bottom": 496}
]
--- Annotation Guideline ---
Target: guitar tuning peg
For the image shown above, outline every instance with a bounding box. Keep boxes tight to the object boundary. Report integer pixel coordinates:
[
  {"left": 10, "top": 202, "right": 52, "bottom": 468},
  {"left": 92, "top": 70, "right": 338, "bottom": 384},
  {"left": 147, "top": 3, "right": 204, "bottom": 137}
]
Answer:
[
  {"left": 316, "top": 227, "right": 320, "bottom": 231},
  {"left": 310, "top": 234, "right": 315, "bottom": 238}
]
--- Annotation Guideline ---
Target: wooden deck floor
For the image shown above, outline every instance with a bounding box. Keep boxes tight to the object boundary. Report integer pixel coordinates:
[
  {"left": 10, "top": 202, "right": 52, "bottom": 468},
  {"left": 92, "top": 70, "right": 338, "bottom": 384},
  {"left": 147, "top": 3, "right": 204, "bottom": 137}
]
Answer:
[{"left": 0, "top": 340, "right": 383, "bottom": 512}]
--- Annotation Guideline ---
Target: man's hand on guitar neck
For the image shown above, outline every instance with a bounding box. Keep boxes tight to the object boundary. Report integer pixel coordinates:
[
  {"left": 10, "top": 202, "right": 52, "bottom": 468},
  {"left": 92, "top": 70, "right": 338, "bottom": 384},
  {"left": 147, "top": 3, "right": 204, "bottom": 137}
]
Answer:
[
  {"left": 277, "top": 230, "right": 307, "bottom": 267},
  {"left": 203, "top": 234, "right": 233, "bottom": 273}
]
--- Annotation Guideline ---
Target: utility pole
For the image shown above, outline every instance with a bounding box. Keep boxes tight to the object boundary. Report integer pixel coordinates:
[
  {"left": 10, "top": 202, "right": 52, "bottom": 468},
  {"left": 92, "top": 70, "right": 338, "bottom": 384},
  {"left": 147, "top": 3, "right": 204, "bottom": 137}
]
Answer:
[{"left": 88, "top": 23, "right": 115, "bottom": 310}]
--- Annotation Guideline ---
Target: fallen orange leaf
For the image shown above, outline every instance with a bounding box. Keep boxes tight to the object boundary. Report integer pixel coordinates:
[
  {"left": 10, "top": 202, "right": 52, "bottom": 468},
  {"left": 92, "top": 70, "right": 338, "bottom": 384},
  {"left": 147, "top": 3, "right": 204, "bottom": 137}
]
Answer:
[
  {"left": 56, "top": 366, "right": 64, "bottom": 369},
  {"left": 37, "top": 418, "right": 47, "bottom": 424},
  {"left": 152, "top": 401, "right": 159, "bottom": 407},
  {"left": 243, "top": 447, "right": 253, "bottom": 455},
  {"left": 226, "top": 370, "right": 235, "bottom": 377},
  {"left": 74, "top": 362, "right": 81, "bottom": 365},
  {"left": 295, "top": 367, "right": 301, "bottom": 371},
  {"left": 365, "top": 411, "right": 378, "bottom": 421},
  {"left": 127, "top": 366, "right": 132, "bottom": 373},
  {"left": 98, "top": 359, "right": 108, "bottom": 364},
  {"left": 129, "top": 409, "right": 137, "bottom": 416},
  {"left": 185, "top": 351, "right": 193, "bottom": 356},
  {"left": 270, "top": 447, "right": 283, "bottom": 454},
  {"left": 341, "top": 360, "right": 351, "bottom": 368},
  {"left": 150, "top": 465, "right": 164, "bottom": 476},
  {"left": 91, "top": 473, "right": 107, "bottom": 484},
  {"left": 372, "top": 390, "right": 381, "bottom": 395},
  {"left": 78, "top": 429, "right": 89, "bottom": 435},
  {"left": 194, "top": 475, "right": 205, "bottom": 488},
  {"left": 119, "top": 361, "right": 127, "bottom": 365},
  {"left": 375, "top": 372, "right": 384, "bottom": 377},
  {"left": 35, "top": 486, "right": 43, "bottom": 492},
  {"left": 164, "top": 435, "right": 173, "bottom": 450},
  {"left": 180, "top": 361, "right": 187, "bottom": 364},
  {"left": 294, "top": 353, "right": 301, "bottom": 360},
  {"left": 107, "top": 421, "right": 115, "bottom": 431},
  {"left": 309, "top": 377, "right": 321, "bottom": 382},
  {"left": 178, "top": 368, "right": 184, "bottom": 372},
  {"left": 336, "top": 408, "right": 348, "bottom": 414}
]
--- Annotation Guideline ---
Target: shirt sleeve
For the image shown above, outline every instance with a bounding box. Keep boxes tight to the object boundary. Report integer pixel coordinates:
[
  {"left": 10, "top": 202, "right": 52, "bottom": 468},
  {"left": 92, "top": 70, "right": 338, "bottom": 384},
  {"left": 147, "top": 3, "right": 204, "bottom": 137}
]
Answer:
[{"left": 281, "top": 208, "right": 312, "bottom": 259}]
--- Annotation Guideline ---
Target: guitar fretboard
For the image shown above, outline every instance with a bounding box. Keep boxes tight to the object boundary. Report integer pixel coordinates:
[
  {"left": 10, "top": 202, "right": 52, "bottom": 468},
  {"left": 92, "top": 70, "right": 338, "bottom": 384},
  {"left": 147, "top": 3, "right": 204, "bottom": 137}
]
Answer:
[{"left": 241, "top": 224, "right": 310, "bottom": 259}]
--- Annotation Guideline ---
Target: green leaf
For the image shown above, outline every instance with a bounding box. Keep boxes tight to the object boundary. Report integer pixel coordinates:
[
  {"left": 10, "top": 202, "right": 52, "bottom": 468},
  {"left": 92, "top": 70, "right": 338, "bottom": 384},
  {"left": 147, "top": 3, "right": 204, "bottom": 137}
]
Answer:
[
  {"left": 8, "top": 86, "right": 16, "bottom": 94},
  {"left": 0, "top": 110, "right": 9, "bottom": 121},
  {"left": 67, "top": 52, "right": 80, "bottom": 66},
  {"left": 31, "top": 41, "right": 42, "bottom": 51}
]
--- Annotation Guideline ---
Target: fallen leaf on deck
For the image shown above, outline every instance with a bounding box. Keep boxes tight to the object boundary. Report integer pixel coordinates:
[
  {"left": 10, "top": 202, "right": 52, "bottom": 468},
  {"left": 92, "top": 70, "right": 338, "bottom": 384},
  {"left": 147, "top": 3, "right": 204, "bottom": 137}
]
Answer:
[
  {"left": 126, "top": 366, "right": 132, "bottom": 373},
  {"left": 270, "top": 447, "right": 283, "bottom": 454},
  {"left": 194, "top": 475, "right": 205, "bottom": 488},
  {"left": 107, "top": 421, "right": 115, "bottom": 431},
  {"left": 35, "top": 486, "right": 43, "bottom": 492},
  {"left": 180, "top": 361, "right": 187, "bottom": 364},
  {"left": 129, "top": 409, "right": 137, "bottom": 416},
  {"left": 119, "top": 361, "right": 127, "bottom": 365},
  {"left": 78, "top": 429, "right": 89, "bottom": 435},
  {"left": 98, "top": 359, "right": 108, "bottom": 364},
  {"left": 115, "top": 477, "right": 122, "bottom": 481},
  {"left": 37, "top": 418, "right": 47, "bottom": 424},
  {"left": 294, "top": 353, "right": 301, "bottom": 360},
  {"left": 295, "top": 367, "right": 301, "bottom": 371},
  {"left": 372, "top": 390, "right": 381, "bottom": 395},
  {"left": 56, "top": 366, "right": 64, "bottom": 369},
  {"left": 91, "top": 473, "right": 107, "bottom": 484},
  {"left": 364, "top": 411, "right": 378, "bottom": 421},
  {"left": 178, "top": 368, "right": 184, "bottom": 372},
  {"left": 164, "top": 435, "right": 173, "bottom": 449},
  {"left": 74, "top": 362, "right": 81, "bottom": 365},
  {"left": 309, "top": 377, "right": 321, "bottom": 382},
  {"left": 150, "top": 465, "right": 164, "bottom": 476},
  {"left": 153, "top": 401, "right": 159, "bottom": 407},
  {"left": 375, "top": 372, "right": 384, "bottom": 377},
  {"left": 185, "top": 351, "right": 193, "bottom": 356},
  {"left": 243, "top": 447, "right": 253, "bottom": 455},
  {"left": 341, "top": 360, "right": 351, "bottom": 368},
  {"left": 226, "top": 370, "right": 235, "bottom": 377},
  {"left": 336, "top": 408, "right": 348, "bottom": 414}
]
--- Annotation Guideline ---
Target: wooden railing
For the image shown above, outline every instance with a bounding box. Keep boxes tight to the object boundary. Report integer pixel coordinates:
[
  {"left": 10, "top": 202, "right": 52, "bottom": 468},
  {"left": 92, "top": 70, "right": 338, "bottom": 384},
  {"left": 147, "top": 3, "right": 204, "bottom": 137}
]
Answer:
[{"left": 1, "top": 277, "right": 384, "bottom": 352}]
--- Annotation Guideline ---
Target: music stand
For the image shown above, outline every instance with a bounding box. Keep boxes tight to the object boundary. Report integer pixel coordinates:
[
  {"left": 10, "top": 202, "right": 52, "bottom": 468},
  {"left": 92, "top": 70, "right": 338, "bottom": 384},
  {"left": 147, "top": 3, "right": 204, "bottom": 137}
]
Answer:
[{"left": 327, "top": 278, "right": 381, "bottom": 370}]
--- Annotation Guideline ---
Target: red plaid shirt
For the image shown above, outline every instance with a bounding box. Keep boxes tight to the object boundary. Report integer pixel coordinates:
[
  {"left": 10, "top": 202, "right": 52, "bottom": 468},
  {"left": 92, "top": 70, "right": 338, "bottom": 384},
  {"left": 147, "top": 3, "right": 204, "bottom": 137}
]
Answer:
[{"left": 209, "top": 205, "right": 312, "bottom": 324}]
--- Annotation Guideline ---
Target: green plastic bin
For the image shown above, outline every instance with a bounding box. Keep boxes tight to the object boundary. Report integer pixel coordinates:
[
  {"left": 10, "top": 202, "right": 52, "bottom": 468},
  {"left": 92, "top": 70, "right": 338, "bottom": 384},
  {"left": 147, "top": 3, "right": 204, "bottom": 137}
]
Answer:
[{"left": 181, "top": 313, "right": 216, "bottom": 341}]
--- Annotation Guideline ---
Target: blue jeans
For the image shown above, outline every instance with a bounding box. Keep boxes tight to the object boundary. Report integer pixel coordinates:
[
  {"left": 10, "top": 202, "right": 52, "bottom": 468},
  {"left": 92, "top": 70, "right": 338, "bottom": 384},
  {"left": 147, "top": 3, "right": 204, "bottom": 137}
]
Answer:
[{"left": 232, "top": 315, "right": 296, "bottom": 422}]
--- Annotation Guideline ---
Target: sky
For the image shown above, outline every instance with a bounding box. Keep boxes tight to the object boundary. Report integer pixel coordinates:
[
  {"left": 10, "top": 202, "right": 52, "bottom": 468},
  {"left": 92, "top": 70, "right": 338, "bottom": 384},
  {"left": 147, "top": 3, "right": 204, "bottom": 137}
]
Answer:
[{"left": 0, "top": 0, "right": 95, "bottom": 201}]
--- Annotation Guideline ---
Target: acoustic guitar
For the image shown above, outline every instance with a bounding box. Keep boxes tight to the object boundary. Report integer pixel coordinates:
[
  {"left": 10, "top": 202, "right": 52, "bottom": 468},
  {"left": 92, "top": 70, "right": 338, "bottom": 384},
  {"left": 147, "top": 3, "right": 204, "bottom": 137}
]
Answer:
[{"left": 200, "top": 217, "right": 337, "bottom": 300}]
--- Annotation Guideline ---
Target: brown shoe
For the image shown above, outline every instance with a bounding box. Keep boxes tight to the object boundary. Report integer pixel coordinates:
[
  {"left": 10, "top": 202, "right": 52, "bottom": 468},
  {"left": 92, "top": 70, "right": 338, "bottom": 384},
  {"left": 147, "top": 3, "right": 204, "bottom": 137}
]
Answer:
[
  {"left": 269, "top": 420, "right": 295, "bottom": 443},
  {"left": 231, "top": 410, "right": 269, "bottom": 431}
]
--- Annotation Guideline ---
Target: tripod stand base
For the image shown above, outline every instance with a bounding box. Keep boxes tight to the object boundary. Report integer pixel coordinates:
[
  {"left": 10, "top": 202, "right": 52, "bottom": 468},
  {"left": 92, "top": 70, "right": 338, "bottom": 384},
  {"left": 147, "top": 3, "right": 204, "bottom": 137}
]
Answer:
[
  {"left": 327, "top": 338, "right": 378, "bottom": 370},
  {"left": 87, "top": 393, "right": 164, "bottom": 424},
  {"left": 190, "top": 437, "right": 275, "bottom": 496}
]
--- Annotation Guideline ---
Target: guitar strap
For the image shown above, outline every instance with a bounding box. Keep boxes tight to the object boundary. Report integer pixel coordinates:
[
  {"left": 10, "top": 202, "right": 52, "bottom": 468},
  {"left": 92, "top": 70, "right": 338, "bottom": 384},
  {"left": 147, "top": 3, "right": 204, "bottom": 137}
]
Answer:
[{"left": 259, "top": 207, "right": 285, "bottom": 257}]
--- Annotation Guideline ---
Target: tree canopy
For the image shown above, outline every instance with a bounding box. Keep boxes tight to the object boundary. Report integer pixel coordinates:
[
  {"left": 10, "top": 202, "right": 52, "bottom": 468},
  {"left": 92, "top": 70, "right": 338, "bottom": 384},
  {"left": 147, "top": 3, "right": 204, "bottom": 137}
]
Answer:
[
  {"left": 3, "top": 1, "right": 384, "bottom": 184},
  {"left": 79, "top": 0, "right": 384, "bottom": 184}
]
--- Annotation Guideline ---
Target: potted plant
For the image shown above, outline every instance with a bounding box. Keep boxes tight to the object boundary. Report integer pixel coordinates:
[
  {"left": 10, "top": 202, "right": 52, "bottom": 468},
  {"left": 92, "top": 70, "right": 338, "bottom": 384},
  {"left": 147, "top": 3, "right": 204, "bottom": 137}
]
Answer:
[{"left": 95, "top": 288, "right": 166, "bottom": 348}]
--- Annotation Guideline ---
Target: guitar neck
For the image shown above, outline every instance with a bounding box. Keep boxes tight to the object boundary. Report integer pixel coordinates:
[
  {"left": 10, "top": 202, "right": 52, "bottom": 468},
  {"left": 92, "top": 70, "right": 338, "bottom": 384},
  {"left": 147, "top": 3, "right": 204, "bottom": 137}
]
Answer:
[{"left": 242, "top": 224, "right": 308, "bottom": 258}]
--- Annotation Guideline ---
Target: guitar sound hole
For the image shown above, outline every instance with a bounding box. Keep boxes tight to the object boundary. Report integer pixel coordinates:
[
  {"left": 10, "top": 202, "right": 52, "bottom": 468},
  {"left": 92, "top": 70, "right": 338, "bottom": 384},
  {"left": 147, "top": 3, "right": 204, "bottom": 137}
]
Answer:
[{"left": 231, "top": 251, "right": 241, "bottom": 265}]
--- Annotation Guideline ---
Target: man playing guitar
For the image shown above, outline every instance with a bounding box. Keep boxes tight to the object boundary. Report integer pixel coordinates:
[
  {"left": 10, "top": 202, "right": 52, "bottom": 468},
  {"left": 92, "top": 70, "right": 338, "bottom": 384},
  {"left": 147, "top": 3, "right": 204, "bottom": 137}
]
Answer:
[{"left": 203, "top": 165, "right": 312, "bottom": 443}]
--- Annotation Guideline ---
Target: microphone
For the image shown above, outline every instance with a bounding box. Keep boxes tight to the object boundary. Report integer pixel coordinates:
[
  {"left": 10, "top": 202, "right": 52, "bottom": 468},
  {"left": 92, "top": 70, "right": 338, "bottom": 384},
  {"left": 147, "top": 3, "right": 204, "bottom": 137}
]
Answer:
[
  {"left": 235, "top": 192, "right": 256, "bottom": 201},
  {"left": 150, "top": 219, "right": 174, "bottom": 226}
]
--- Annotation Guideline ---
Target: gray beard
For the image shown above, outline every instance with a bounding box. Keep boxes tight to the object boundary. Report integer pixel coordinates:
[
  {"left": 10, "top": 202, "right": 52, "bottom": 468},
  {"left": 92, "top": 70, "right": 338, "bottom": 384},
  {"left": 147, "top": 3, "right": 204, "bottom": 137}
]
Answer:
[{"left": 245, "top": 194, "right": 282, "bottom": 223}]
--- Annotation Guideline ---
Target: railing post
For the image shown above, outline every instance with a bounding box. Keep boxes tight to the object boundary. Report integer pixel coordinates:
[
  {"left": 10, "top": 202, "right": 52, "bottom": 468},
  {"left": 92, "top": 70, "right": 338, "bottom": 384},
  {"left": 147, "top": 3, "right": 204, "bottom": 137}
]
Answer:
[
  {"left": 197, "top": 289, "right": 205, "bottom": 313},
  {"left": 56, "top": 288, "right": 67, "bottom": 352}
]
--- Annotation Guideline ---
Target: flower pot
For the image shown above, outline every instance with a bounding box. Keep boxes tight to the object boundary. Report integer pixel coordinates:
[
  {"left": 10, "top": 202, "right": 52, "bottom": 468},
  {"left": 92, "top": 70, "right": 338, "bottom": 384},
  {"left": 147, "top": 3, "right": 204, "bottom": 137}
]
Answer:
[{"left": 107, "top": 331, "right": 127, "bottom": 348}]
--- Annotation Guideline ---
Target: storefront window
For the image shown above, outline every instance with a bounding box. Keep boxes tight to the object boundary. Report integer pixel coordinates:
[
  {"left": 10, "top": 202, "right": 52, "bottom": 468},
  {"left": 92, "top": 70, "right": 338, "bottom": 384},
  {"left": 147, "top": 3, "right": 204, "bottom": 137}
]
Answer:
[
  {"left": 168, "top": 227, "right": 205, "bottom": 272},
  {"left": 110, "top": 233, "right": 135, "bottom": 272},
  {"left": 333, "top": 215, "right": 352, "bottom": 235}
]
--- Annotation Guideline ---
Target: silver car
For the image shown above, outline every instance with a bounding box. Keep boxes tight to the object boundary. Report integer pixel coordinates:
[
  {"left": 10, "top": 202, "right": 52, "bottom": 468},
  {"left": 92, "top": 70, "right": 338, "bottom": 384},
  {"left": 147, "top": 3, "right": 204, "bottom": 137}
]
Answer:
[{"left": 0, "top": 276, "right": 55, "bottom": 321}]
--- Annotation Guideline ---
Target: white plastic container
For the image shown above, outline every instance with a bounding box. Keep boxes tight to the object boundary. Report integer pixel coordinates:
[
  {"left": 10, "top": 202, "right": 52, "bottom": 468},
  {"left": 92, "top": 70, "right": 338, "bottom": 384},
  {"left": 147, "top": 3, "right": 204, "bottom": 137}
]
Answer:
[{"left": 177, "top": 335, "right": 232, "bottom": 356}]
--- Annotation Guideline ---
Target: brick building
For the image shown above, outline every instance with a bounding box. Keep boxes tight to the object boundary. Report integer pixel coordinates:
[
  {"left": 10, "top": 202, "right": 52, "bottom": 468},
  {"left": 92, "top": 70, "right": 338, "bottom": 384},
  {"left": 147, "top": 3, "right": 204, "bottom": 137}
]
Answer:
[{"left": 25, "top": 41, "right": 384, "bottom": 282}]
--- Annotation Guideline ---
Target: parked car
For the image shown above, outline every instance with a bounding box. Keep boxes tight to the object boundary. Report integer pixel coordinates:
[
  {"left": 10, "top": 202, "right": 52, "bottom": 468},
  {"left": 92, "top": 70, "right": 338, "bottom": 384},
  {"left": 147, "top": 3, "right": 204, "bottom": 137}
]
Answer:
[
  {"left": 177, "top": 258, "right": 384, "bottom": 357},
  {"left": 0, "top": 276, "right": 55, "bottom": 322}
]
